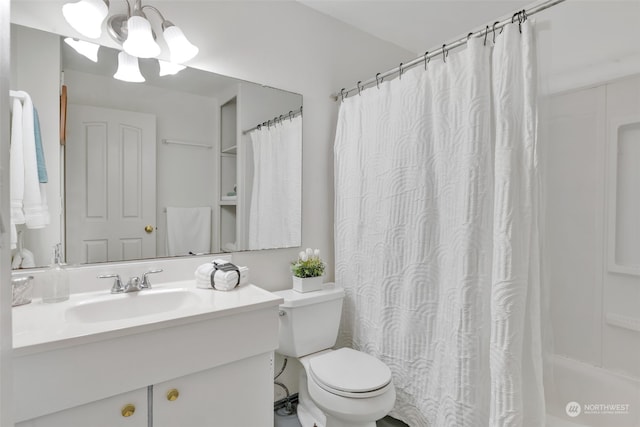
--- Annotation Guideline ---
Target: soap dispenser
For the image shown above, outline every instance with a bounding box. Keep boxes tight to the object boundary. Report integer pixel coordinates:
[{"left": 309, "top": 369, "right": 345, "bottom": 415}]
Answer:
[{"left": 42, "top": 243, "right": 69, "bottom": 303}]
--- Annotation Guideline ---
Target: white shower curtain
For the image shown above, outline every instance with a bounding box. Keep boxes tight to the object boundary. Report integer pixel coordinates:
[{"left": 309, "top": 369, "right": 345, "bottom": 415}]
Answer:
[
  {"left": 248, "top": 115, "right": 302, "bottom": 250},
  {"left": 334, "top": 21, "right": 543, "bottom": 427}
]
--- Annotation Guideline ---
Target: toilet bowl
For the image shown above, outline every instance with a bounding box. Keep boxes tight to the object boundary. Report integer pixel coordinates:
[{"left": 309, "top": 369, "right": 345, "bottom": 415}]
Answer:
[
  {"left": 274, "top": 284, "right": 396, "bottom": 427},
  {"left": 302, "top": 348, "right": 396, "bottom": 427}
]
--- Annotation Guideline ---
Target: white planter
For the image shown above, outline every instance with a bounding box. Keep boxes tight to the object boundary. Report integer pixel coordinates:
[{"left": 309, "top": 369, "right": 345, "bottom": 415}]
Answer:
[{"left": 292, "top": 276, "right": 323, "bottom": 293}]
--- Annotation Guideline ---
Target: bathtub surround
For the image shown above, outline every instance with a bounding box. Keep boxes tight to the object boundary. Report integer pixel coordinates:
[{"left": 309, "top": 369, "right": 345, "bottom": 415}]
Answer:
[{"left": 335, "top": 22, "right": 542, "bottom": 427}]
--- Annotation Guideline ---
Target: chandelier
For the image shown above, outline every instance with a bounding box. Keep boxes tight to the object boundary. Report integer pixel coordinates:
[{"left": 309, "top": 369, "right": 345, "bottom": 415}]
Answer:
[{"left": 62, "top": 0, "right": 198, "bottom": 82}]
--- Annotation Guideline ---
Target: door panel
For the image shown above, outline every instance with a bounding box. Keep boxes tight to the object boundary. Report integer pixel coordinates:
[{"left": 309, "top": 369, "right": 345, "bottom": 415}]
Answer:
[{"left": 66, "top": 105, "right": 156, "bottom": 264}]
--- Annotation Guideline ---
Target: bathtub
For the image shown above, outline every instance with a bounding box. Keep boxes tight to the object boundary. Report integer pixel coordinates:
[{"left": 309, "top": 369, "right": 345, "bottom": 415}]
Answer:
[{"left": 545, "top": 355, "right": 640, "bottom": 427}]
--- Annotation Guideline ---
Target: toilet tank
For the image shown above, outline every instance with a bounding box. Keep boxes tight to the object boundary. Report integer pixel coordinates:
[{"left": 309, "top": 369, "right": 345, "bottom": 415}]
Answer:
[{"left": 273, "top": 283, "right": 345, "bottom": 357}]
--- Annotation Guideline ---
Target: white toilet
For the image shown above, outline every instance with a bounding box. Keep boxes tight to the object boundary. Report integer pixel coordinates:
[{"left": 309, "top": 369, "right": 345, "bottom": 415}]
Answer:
[{"left": 274, "top": 283, "right": 396, "bottom": 427}]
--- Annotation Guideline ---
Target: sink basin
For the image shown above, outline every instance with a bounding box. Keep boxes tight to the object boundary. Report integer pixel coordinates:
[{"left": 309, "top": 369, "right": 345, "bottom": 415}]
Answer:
[{"left": 65, "top": 288, "right": 200, "bottom": 323}]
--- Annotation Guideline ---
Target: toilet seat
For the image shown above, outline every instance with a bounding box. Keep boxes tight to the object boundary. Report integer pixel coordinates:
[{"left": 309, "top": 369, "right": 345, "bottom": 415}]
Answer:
[{"left": 308, "top": 348, "right": 392, "bottom": 399}]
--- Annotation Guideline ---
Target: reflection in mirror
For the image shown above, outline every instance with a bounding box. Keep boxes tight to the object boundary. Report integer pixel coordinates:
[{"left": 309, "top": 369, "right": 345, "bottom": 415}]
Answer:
[{"left": 10, "top": 24, "right": 302, "bottom": 269}]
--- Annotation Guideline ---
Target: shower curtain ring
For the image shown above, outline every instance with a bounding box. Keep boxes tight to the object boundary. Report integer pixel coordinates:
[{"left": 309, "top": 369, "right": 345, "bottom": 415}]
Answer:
[
  {"left": 519, "top": 10, "right": 527, "bottom": 32},
  {"left": 518, "top": 11, "right": 523, "bottom": 33},
  {"left": 442, "top": 44, "right": 447, "bottom": 63},
  {"left": 424, "top": 52, "right": 429, "bottom": 70},
  {"left": 357, "top": 81, "right": 363, "bottom": 96},
  {"left": 483, "top": 25, "right": 489, "bottom": 46},
  {"left": 398, "top": 63, "right": 403, "bottom": 79},
  {"left": 467, "top": 32, "right": 473, "bottom": 41},
  {"left": 376, "top": 73, "right": 382, "bottom": 89},
  {"left": 340, "top": 88, "right": 346, "bottom": 102},
  {"left": 289, "top": 111, "right": 293, "bottom": 121},
  {"left": 493, "top": 21, "right": 499, "bottom": 42},
  {"left": 279, "top": 115, "right": 284, "bottom": 124}
]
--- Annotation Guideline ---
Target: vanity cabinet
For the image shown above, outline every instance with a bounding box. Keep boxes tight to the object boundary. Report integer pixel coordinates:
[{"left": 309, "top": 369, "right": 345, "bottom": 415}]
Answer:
[
  {"left": 13, "top": 285, "right": 282, "bottom": 427},
  {"left": 17, "top": 353, "right": 273, "bottom": 427},
  {"left": 153, "top": 353, "right": 273, "bottom": 427},
  {"left": 16, "top": 388, "right": 148, "bottom": 427}
]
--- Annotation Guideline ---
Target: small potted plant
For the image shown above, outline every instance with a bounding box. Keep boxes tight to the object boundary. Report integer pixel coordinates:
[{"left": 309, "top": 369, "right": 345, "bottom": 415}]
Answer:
[{"left": 291, "top": 248, "right": 326, "bottom": 293}]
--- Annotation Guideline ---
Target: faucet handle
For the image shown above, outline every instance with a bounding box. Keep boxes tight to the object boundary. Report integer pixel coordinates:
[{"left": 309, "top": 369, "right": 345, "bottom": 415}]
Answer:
[
  {"left": 141, "top": 269, "right": 163, "bottom": 289},
  {"left": 98, "top": 274, "right": 124, "bottom": 293}
]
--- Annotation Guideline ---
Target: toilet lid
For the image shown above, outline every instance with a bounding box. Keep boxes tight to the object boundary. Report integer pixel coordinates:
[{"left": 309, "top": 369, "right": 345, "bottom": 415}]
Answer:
[{"left": 309, "top": 348, "right": 392, "bottom": 396}]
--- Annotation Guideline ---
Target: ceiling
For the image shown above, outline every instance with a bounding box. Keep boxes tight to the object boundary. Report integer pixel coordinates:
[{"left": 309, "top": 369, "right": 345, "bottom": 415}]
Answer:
[{"left": 298, "top": 0, "right": 532, "bottom": 54}]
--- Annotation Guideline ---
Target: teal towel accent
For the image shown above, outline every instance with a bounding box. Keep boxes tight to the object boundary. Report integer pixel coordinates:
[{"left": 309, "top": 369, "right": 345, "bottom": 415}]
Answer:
[{"left": 33, "top": 108, "right": 48, "bottom": 183}]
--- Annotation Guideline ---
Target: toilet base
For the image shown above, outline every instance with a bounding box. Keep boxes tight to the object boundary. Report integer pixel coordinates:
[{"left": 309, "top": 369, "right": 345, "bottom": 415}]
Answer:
[
  {"left": 297, "top": 373, "right": 326, "bottom": 427},
  {"left": 324, "top": 414, "right": 376, "bottom": 427}
]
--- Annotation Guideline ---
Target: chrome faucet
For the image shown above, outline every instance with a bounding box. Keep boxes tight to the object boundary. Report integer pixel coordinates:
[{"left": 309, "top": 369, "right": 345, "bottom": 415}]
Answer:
[
  {"left": 124, "top": 276, "right": 143, "bottom": 293},
  {"left": 98, "top": 269, "right": 163, "bottom": 294}
]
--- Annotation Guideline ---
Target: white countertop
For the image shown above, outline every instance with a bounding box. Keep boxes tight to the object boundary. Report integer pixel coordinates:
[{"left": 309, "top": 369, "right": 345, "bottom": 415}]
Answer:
[{"left": 13, "top": 281, "right": 283, "bottom": 357}]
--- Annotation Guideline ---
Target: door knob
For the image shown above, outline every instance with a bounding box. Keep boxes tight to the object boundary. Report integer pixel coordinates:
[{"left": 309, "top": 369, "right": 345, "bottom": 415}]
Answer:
[
  {"left": 166, "top": 388, "right": 180, "bottom": 401},
  {"left": 144, "top": 225, "right": 154, "bottom": 233},
  {"left": 121, "top": 404, "right": 136, "bottom": 417}
]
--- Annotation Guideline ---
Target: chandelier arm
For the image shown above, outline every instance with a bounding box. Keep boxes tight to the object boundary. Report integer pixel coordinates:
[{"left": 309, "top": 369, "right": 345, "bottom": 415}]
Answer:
[
  {"left": 140, "top": 4, "right": 171, "bottom": 27},
  {"left": 123, "top": 0, "right": 132, "bottom": 17}
]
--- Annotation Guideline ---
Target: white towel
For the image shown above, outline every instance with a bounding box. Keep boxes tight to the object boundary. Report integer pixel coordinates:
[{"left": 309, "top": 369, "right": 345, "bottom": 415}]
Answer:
[
  {"left": 195, "top": 262, "right": 249, "bottom": 290},
  {"left": 166, "top": 207, "right": 211, "bottom": 256},
  {"left": 10, "top": 90, "right": 50, "bottom": 249},
  {"left": 11, "top": 248, "right": 35, "bottom": 269},
  {"left": 10, "top": 97, "right": 25, "bottom": 228}
]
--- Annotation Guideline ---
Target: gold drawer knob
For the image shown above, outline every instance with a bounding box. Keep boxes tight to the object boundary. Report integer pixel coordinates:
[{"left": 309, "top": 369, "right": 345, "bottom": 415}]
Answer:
[
  {"left": 166, "top": 388, "right": 179, "bottom": 401},
  {"left": 121, "top": 404, "right": 136, "bottom": 417}
]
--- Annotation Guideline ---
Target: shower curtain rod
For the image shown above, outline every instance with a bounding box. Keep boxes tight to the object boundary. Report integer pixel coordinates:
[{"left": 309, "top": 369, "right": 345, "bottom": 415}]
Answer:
[
  {"left": 331, "top": 0, "right": 566, "bottom": 101},
  {"left": 242, "top": 106, "right": 303, "bottom": 135}
]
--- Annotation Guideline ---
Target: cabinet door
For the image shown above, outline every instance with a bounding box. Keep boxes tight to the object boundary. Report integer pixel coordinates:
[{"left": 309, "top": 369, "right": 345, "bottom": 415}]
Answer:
[
  {"left": 16, "top": 388, "right": 147, "bottom": 427},
  {"left": 153, "top": 352, "right": 274, "bottom": 427}
]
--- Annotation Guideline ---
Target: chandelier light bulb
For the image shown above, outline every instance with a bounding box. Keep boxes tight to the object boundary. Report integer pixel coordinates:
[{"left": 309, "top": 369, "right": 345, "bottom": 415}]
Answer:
[
  {"left": 64, "top": 38, "right": 100, "bottom": 62},
  {"left": 158, "top": 60, "right": 186, "bottom": 76},
  {"left": 123, "top": 15, "right": 161, "bottom": 59},
  {"left": 114, "top": 51, "right": 145, "bottom": 83},
  {"left": 62, "top": 0, "right": 109, "bottom": 39},
  {"left": 163, "top": 25, "right": 199, "bottom": 64}
]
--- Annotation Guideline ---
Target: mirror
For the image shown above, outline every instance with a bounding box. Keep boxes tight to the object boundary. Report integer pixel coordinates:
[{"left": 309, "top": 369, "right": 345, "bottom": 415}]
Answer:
[{"left": 10, "top": 24, "right": 302, "bottom": 269}]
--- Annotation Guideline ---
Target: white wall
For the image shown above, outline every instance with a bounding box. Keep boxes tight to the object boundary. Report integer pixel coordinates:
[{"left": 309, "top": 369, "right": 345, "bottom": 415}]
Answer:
[
  {"left": 63, "top": 68, "right": 218, "bottom": 257},
  {"left": 10, "top": 25, "right": 62, "bottom": 268}
]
